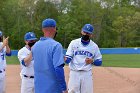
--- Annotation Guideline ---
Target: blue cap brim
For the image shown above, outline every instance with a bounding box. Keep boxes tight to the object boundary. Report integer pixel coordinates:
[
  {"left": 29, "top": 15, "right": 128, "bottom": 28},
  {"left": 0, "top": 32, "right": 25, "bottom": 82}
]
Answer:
[
  {"left": 26, "top": 38, "right": 37, "bottom": 41},
  {"left": 82, "top": 29, "right": 92, "bottom": 34}
]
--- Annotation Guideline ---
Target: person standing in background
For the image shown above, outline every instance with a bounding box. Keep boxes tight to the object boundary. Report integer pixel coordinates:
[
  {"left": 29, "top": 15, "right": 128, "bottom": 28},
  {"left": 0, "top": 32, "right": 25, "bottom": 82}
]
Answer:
[
  {"left": 65, "top": 24, "right": 102, "bottom": 93},
  {"left": 0, "top": 31, "right": 11, "bottom": 93},
  {"left": 18, "top": 32, "right": 37, "bottom": 93}
]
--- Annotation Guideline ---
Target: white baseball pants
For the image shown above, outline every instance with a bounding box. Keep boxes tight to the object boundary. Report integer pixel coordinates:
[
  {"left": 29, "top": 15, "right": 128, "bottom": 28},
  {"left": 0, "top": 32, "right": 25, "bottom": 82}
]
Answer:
[
  {"left": 21, "top": 76, "right": 34, "bottom": 93},
  {"left": 68, "top": 70, "right": 93, "bottom": 93},
  {"left": 0, "top": 72, "right": 5, "bottom": 93}
]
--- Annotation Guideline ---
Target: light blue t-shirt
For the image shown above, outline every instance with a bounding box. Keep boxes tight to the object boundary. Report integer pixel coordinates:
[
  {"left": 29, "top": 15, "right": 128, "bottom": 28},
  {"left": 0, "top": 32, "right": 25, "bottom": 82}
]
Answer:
[{"left": 32, "top": 37, "right": 64, "bottom": 93}]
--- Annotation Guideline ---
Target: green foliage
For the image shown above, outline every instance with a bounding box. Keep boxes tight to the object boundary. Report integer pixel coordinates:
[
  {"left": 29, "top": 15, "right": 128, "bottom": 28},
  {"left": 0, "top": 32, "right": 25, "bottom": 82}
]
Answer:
[{"left": 0, "top": 0, "right": 140, "bottom": 49}]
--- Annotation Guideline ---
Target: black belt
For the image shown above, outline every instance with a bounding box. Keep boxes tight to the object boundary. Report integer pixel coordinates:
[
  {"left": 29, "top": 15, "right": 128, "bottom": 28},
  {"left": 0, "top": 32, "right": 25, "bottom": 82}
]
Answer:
[
  {"left": 23, "top": 75, "right": 34, "bottom": 78},
  {"left": 0, "top": 69, "right": 5, "bottom": 73},
  {"left": 71, "top": 69, "right": 90, "bottom": 72}
]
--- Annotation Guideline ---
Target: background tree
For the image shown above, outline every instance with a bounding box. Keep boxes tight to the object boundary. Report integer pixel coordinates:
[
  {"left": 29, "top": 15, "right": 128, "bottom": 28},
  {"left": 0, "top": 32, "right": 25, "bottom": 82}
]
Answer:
[{"left": 0, "top": 0, "right": 139, "bottom": 49}]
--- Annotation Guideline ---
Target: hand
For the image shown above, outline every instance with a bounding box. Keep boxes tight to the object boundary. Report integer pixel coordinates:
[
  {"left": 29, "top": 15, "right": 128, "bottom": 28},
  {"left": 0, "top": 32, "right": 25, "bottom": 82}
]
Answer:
[
  {"left": 85, "top": 58, "right": 93, "bottom": 64},
  {"left": 3, "top": 36, "right": 9, "bottom": 47},
  {"left": 64, "top": 56, "right": 67, "bottom": 62},
  {"left": 62, "top": 90, "right": 68, "bottom": 93}
]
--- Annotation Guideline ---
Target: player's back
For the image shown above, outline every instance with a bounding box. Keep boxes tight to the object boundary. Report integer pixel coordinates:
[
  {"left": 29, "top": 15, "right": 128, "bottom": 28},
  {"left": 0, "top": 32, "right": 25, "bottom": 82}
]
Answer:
[
  {"left": 32, "top": 37, "right": 59, "bottom": 71},
  {"left": 32, "top": 37, "right": 62, "bottom": 93}
]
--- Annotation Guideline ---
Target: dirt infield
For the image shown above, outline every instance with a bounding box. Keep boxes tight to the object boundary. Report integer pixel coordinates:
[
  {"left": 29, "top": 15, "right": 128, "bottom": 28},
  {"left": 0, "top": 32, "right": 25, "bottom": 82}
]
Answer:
[{"left": 5, "top": 65, "right": 140, "bottom": 93}]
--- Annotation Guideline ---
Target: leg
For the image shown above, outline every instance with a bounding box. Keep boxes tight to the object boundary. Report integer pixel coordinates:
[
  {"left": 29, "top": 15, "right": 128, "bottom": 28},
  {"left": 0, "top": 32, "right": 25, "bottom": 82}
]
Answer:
[
  {"left": 3, "top": 77, "right": 5, "bottom": 93},
  {"left": 21, "top": 77, "right": 34, "bottom": 93},
  {"left": 81, "top": 71, "right": 93, "bottom": 93},
  {"left": 0, "top": 77, "right": 5, "bottom": 93},
  {"left": 68, "top": 71, "right": 80, "bottom": 93},
  {"left": 0, "top": 72, "right": 6, "bottom": 93}
]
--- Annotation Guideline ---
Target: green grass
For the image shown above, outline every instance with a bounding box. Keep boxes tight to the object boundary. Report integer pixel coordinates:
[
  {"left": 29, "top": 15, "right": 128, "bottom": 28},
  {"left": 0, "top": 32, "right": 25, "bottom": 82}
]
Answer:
[
  {"left": 6, "top": 54, "right": 140, "bottom": 68},
  {"left": 6, "top": 56, "right": 19, "bottom": 65},
  {"left": 102, "top": 54, "right": 140, "bottom": 68}
]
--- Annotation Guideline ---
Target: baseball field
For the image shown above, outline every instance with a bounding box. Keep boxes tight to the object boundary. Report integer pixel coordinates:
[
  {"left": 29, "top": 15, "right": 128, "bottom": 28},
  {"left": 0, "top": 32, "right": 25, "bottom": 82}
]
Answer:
[{"left": 5, "top": 54, "right": 140, "bottom": 93}]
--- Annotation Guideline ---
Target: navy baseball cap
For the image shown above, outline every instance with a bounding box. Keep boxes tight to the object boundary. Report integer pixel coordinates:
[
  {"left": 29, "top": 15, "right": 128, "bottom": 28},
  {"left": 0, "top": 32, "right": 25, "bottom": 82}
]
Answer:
[
  {"left": 42, "top": 18, "right": 56, "bottom": 28},
  {"left": 82, "top": 24, "right": 94, "bottom": 34},
  {"left": 24, "top": 32, "right": 37, "bottom": 41},
  {"left": 0, "top": 31, "right": 2, "bottom": 37}
]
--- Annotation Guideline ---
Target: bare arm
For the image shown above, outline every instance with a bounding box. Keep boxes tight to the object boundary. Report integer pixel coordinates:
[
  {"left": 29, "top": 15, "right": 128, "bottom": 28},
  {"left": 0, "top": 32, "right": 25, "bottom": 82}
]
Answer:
[
  {"left": 4, "top": 36, "right": 11, "bottom": 56},
  {"left": 0, "top": 37, "right": 9, "bottom": 52},
  {"left": 6, "top": 44, "right": 11, "bottom": 54}
]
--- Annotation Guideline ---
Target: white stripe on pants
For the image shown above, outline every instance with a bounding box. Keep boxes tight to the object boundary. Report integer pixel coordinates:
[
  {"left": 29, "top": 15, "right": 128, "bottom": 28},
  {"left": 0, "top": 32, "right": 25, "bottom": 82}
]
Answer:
[{"left": 68, "top": 70, "right": 93, "bottom": 93}]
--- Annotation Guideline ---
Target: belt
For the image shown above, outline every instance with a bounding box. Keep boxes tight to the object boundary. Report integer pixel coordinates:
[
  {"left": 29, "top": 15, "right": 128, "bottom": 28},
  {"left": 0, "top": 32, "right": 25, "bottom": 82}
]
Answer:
[
  {"left": 70, "top": 69, "right": 90, "bottom": 72},
  {"left": 71, "top": 69, "right": 86, "bottom": 72},
  {"left": 0, "top": 69, "right": 5, "bottom": 73},
  {"left": 23, "top": 75, "right": 34, "bottom": 78}
]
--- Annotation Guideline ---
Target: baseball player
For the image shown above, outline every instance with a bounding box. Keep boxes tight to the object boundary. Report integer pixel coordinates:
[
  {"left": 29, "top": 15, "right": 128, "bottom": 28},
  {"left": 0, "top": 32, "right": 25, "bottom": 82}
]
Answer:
[
  {"left": 65, "top": 24, "right": 102, "bottom": 93},
  {"left": 32, "top": 18, "right": 68, "bottom": 93},
  {"left": 18, "top": 32, "right": 37, "bottom": 93},
  {"left": 0, "top": 31, "right": 11, "bottom": 93}
]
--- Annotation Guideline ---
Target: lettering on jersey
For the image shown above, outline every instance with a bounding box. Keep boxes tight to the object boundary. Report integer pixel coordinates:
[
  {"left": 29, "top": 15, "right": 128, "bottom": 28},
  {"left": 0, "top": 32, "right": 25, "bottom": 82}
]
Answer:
[
  {"left": 1, "top": 54, "right": 4, "bottom": 60},
  {"left": 74, "top": 51, "right": 93, "bottom": 57}
]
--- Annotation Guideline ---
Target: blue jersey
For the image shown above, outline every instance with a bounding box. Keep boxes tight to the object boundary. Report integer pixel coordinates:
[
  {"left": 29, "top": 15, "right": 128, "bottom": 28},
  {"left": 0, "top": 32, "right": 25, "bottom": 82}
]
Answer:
[{"left": 32, "top": 37, "right": 65, "bottom": 93}]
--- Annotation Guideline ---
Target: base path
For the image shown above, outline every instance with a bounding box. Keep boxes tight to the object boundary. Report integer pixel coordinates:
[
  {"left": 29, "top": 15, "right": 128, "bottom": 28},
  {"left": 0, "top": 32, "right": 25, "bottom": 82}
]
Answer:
[{"left": 6, "top": 65, "right": 140, "bottom": 93}]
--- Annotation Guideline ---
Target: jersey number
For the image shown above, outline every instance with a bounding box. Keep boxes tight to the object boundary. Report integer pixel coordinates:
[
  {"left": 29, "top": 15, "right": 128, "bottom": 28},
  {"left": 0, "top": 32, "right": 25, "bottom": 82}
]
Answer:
[{"left": 1, "top": 54, "right": 5, "bottom": 60}]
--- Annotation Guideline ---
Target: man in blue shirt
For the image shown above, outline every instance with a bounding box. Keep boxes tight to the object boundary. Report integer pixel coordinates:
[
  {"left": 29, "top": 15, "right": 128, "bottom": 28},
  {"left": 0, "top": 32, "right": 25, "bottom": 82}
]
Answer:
[{"left": 32, "top": 18, "right": 67, "bottom": 93}]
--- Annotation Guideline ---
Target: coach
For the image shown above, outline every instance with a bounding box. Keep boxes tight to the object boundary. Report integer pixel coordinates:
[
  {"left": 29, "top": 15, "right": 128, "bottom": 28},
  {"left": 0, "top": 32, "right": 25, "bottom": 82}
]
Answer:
[{"left": 32, "top": 18, "right": 67, "bottom": 93}]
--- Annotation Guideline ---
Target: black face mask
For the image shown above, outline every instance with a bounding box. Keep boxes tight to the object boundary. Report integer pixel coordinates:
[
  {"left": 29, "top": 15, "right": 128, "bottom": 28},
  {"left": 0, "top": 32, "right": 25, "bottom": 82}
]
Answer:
[
  {"left": 54, "top": 32, "right": 57, "bottom": 39},
  {"left": 0, "top": 37, "right": 2, "bottom": 42},
  {"left": 81, "top": 35, "right": 90, "bottom": 41},
  {"left": 28, "top": 42, "right": 36, "bottom": 47}
]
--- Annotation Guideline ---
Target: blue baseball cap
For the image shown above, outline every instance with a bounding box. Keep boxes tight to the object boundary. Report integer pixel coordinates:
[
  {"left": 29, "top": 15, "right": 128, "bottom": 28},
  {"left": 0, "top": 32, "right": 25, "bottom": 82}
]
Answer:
[
  {"left": 42, "top": 18, "right": 56, "bottom": 28},
  {"left": 82, "top": 24, "right": 94, "bottom": 34},
  {"left": 0, "top": 31, "right": 2, "bottom": 37},
  {"left": 24, "top": 32, "right": 37, "bottom": 41}
]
